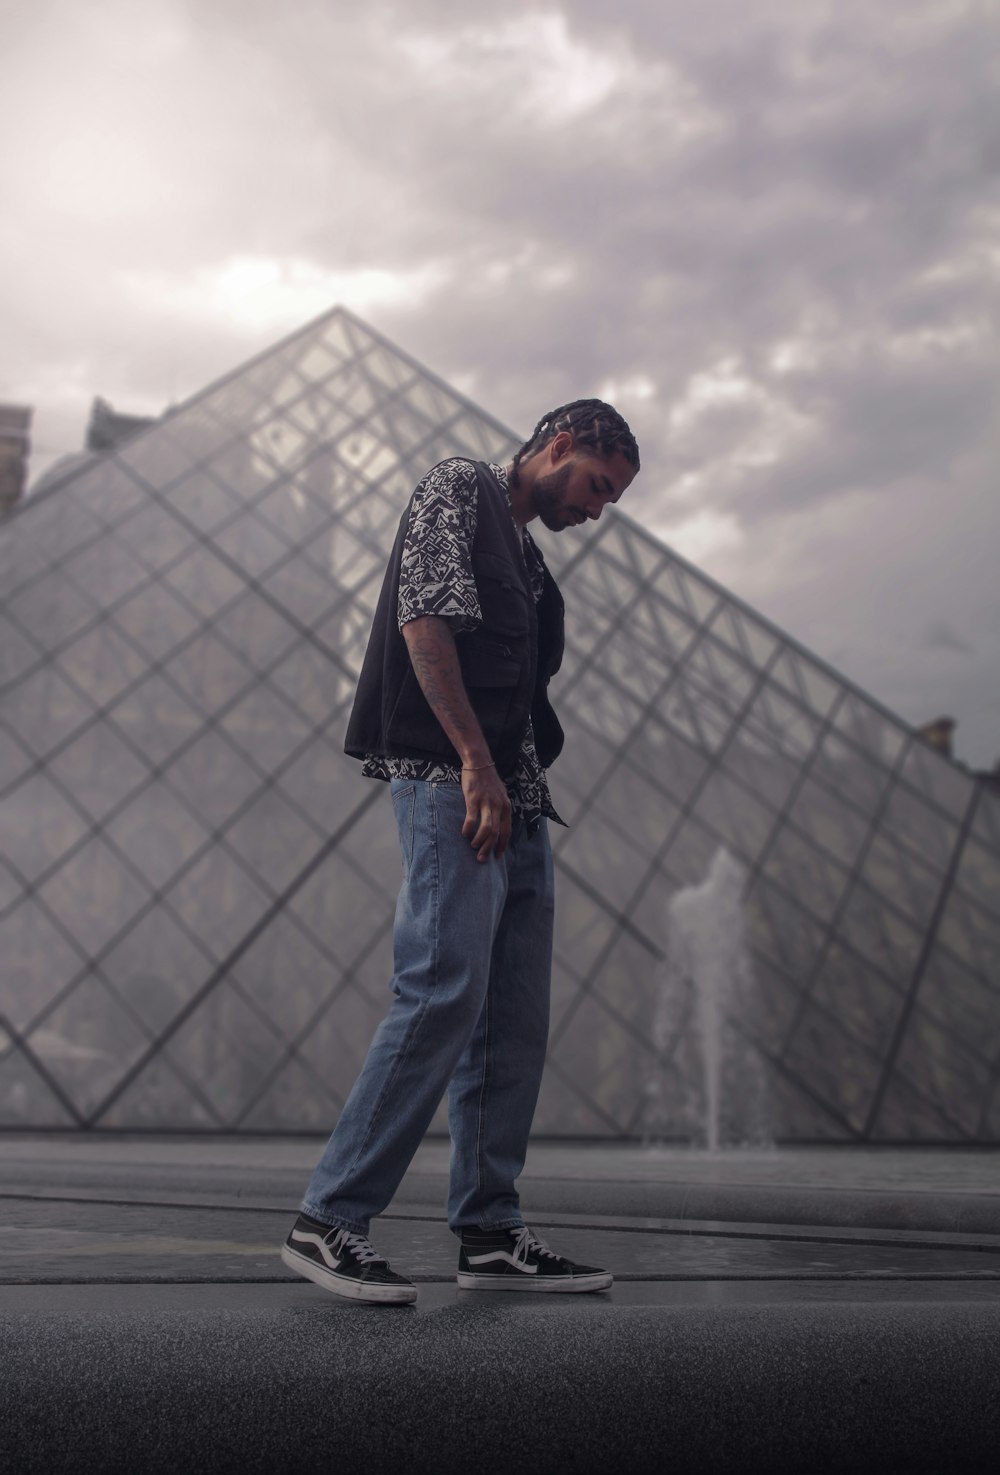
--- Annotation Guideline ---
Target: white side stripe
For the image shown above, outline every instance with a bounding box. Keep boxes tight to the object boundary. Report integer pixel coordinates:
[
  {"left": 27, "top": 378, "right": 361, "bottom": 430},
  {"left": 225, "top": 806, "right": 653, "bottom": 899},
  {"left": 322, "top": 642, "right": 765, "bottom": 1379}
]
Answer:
[
  {"left": 467, "top": 1250, "right": 538, "bottom": 1274},
  {"left": 290, "top": 1228, "right": 342, "bottom": 1269}
]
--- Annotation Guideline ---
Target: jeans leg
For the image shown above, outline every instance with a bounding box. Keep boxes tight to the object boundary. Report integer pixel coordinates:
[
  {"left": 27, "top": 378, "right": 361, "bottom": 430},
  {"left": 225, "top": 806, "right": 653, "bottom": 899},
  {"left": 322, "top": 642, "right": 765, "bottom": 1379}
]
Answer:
[
  {"left": 301, "top": 781, "right": 507, "bottom": 1233},
  {"left": 447, "top": 817, "right": 554, "bottom": 1231}
]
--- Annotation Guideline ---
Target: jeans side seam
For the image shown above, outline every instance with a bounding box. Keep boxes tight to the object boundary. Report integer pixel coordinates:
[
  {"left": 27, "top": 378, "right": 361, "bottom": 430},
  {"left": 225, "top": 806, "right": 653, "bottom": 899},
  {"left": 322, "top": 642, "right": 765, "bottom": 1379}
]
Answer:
[
  {"left": 350, "top": 782, "right": 440, "bottom": 1169},
  {"left": 323, "top": 789, "right": 440, "bottom": 1192},
  {"left": 469, "top": 850, "right": 507, "bottom": 1228},
  {"left": 472, "top": 970, "right": 493, "bottom": 1217},
  {"left": 430, "top": 782, "right": 440, "bottom": 994},
  {"left": 322, "top": 989, "right": 431, "bottom": 1206}
]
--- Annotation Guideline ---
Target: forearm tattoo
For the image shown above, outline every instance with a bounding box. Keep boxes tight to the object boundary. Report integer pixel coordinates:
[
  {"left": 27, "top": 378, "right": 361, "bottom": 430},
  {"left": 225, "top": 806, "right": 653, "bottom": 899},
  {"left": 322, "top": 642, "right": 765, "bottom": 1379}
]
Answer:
[{"left": 407, "top": 622, "right": 475, "bottom": 738}]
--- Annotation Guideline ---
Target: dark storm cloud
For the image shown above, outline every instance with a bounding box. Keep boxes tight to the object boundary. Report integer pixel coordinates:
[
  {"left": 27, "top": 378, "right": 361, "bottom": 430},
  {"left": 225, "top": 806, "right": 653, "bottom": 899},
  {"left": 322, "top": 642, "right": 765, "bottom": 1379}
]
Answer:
[{"left": 350, "top": 2, "right": 998, "bottom": 525}]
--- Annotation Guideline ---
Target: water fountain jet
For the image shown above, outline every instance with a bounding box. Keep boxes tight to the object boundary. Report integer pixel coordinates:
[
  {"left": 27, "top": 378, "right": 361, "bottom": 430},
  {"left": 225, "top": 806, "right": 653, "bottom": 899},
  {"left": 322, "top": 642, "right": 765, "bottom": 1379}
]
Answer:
[{"left": 645, "top": 846, "right": 772, "bottom": 1152}]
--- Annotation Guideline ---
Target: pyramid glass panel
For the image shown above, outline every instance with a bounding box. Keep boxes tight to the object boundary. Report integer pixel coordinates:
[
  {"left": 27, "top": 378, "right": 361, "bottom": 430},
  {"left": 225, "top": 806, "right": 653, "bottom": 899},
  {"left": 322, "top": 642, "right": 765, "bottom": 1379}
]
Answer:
[
  {"left": 97, "top": 906, "right": 217, "bottom": 1038},
  {"left": 111, "top": 500, "right": 198, "bottom": 573},
  {"left": 25, "top": 970, "right": 152, "bottom": 1120},
  {"left": 1, "top": 897, "right": 89, "bottom": 1033},
  {"left": 2, "top": 305, "right": 998, "bottom": 1138}
]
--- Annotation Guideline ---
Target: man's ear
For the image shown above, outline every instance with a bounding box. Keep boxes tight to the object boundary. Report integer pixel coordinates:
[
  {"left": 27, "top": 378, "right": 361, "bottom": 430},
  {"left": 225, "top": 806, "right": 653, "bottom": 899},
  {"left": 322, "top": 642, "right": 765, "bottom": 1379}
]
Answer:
[{"left": 548, "top": 430, "right": 574, "bottom": 463}]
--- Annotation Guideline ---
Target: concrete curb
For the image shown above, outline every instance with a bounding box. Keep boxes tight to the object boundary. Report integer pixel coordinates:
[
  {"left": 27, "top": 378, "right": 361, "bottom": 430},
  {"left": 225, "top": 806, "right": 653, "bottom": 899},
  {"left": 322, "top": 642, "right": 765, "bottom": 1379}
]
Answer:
[{"left": 528, "top": 1178, "right": 1000, "bottom": 1236}]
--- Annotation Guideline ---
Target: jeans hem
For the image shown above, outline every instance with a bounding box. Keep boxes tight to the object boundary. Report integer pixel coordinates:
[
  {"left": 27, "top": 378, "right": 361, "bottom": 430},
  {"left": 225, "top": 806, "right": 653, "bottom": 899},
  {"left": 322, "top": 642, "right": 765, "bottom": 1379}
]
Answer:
[
  {"left": 300, "top": 1204, "right": 369, "bottom": 1235},
  {"left": 451, "top": 1215, "right": 525, "bottom": 1235}
]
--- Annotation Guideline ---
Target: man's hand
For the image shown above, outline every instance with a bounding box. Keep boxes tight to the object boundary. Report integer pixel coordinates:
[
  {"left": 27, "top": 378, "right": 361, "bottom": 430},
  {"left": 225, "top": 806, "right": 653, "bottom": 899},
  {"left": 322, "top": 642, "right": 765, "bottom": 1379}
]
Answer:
[
  {"left": 461, "top": 763, "right": 513, "bottom": 862},
  {"left": 402, "top": 615, "right": 511, "bottom": 861}
]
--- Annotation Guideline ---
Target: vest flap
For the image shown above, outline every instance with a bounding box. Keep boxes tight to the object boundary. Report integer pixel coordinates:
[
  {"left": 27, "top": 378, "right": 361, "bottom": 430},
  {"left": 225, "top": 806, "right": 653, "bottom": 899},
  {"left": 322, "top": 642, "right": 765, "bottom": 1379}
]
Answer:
[{"left": 459, "top": 634, "right": 522, "bottom": 688}]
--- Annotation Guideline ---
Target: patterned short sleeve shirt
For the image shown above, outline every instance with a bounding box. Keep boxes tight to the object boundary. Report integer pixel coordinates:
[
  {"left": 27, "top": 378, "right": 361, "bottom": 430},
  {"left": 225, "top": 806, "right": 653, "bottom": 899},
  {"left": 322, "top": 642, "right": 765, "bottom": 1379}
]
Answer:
[{"left": 362, "top": 459, "right": 563, "bottom": 831}]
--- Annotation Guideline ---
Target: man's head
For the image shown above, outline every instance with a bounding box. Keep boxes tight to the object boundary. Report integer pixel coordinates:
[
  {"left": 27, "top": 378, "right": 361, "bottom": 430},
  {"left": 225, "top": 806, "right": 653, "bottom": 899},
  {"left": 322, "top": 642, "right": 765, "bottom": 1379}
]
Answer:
[{"left": 508, "top": 399, "right": 640, "bottom": 532}]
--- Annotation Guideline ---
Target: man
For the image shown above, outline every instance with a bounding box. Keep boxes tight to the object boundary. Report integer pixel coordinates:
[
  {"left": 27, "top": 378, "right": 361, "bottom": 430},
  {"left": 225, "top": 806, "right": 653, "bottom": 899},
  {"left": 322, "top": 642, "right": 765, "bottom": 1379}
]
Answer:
[{"left": 281, "top": 399, "right": 639, "bottom": 1303}]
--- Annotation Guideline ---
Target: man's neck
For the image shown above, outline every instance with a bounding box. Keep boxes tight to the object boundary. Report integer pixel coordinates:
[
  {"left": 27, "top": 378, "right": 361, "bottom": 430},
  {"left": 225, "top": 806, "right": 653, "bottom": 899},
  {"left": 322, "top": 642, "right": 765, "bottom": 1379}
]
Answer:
[{"left": 504, "top": 463, "right": 536, "bottom": 529}]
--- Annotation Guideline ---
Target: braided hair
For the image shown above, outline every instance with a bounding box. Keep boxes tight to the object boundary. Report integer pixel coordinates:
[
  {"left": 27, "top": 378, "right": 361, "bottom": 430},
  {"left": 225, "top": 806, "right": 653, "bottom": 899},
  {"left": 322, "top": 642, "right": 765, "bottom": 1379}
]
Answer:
[{"left": 509, "top": 399, "right": 640, "bottom": 487}]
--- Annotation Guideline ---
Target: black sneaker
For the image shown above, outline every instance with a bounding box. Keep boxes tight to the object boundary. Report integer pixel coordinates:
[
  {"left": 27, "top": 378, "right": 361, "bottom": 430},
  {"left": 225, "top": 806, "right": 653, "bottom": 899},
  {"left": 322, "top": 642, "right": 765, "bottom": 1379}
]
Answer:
[
  {"left": 457, "top": 1225, "right": 612, "bottom": 1293},
  {"left": 281, "top": 1213, "right": 417, "bottom": 1304}
]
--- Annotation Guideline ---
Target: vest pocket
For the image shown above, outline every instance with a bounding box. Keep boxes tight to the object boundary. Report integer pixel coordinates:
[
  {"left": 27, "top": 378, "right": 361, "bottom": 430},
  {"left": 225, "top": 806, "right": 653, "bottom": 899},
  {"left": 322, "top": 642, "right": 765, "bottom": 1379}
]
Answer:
[
  {"left": 476, "top": 557, "right": 530, "bottom": 638},
  {"left": 458, "top": 635, "right": 524, "bottom": 748},
  {"left": 459, "top": 635, "right": 523, "bottom": 688}
]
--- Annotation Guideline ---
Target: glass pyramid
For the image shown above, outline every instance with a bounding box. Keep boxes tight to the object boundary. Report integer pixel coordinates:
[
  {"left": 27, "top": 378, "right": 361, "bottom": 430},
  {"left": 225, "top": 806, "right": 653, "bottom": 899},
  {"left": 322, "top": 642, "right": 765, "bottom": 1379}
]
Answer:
[{"left": 2, "top": 307, "right": 998, "bottom": 1141}]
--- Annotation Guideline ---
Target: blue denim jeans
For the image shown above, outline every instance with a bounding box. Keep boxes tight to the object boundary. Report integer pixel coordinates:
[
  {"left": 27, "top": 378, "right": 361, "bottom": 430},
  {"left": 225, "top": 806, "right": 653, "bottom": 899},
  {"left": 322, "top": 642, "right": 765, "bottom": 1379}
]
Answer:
[{"left": 301, "top": 778, "right": 554, "bottom": 1235}]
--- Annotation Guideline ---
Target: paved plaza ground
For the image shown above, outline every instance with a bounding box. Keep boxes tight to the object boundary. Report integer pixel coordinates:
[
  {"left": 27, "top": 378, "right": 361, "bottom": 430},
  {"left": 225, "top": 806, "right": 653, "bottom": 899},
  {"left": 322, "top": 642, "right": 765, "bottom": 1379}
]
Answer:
[{"left": 2, "top": 1134, "right": 999, "bottom": 1472}]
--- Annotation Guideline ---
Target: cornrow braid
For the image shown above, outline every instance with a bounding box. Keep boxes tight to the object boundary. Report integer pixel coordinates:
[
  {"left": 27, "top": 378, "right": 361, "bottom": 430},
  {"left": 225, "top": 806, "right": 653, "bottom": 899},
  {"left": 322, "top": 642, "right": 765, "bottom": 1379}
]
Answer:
[{"left": 509, "top": 398, "right": 640, "bottom": 487}]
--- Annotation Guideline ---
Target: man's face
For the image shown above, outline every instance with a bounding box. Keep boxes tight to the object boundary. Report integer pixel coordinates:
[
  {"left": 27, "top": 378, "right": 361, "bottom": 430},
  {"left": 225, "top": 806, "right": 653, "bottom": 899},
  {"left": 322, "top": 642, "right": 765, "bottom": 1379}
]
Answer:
[{"left": 532, "top": 447, "right": 637, "bottom": 533}]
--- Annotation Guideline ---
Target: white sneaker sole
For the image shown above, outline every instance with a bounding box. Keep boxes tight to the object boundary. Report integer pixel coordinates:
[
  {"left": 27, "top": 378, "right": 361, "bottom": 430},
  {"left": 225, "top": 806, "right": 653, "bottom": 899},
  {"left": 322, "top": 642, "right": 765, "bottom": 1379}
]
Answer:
[
  {"left": 280, "top": 1243, "right": 417, "bottom": 1304},
  {"left": 456, "top": 1270, "right": 613, "bottom": 1293}
]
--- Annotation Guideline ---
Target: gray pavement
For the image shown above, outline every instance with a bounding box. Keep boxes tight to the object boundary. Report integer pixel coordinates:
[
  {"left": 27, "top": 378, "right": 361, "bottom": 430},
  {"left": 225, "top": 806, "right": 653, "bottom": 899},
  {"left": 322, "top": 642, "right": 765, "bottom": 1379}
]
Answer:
[{"left": 3, "top": 1134, "right": 1000, "bottom": 1472}]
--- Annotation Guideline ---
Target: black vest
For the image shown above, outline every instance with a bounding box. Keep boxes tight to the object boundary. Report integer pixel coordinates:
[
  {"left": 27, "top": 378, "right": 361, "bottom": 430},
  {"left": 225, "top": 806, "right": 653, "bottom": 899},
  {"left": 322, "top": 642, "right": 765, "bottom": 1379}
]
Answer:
[{"left": 344, "top": 460, "right": 565, "bottom": 779}]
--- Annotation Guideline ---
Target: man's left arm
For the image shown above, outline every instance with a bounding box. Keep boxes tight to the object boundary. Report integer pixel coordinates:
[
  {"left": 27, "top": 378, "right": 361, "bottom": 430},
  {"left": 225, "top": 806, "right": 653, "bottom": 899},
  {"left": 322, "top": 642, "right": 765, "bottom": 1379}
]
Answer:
[
  {"left": 397, "top": 460, "right": 511, "bottom": 859},
  {"left": 402, "top": 615, "right": 512, "bottom": 861}
]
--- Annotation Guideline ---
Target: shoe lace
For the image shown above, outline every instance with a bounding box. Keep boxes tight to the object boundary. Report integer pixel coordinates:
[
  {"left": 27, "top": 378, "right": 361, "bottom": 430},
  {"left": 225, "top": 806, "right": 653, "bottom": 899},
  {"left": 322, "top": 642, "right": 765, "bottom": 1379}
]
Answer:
[
  {"left": 328, "top": 1228, "right": 387, "bottom": 1266},
  {"left": 510, "top": 1226, "right": 560, "bottom": 1266}
]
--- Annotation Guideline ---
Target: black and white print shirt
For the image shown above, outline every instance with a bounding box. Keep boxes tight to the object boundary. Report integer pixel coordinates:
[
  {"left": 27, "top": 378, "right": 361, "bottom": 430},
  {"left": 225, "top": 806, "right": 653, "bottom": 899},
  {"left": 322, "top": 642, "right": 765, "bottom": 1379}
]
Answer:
[{"left": 362, "top": 460, "right": 564, "bottom": 832}]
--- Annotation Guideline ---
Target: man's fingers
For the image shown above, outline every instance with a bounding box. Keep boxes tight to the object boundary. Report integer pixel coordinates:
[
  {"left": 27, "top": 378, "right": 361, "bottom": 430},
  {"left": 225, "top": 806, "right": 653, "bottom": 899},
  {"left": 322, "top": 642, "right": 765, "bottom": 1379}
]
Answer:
[
  {"left": 469, "top": 803, "right": 512, "bottom": 861},
  {"left": 461, "top": 796, "right": 495, "bottom": 853},
  {"left": 495, "top": 805, "right": 512, "bottom": 859},
  {"left": 485, "top": 801, "right": 513, "bottom": 861},
  {"left": 472, "top": 806, "right": 501, "bottom": 860},
  {"left": 460, "top": 768, "right": 511, "bottom": 860}
]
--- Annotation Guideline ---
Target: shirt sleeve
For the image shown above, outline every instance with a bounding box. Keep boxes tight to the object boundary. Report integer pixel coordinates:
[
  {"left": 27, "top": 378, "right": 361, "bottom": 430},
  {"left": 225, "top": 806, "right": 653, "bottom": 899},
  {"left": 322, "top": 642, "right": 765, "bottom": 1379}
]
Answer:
[{"left": 397, "top": 459, "right": 481, "bottom": 632}]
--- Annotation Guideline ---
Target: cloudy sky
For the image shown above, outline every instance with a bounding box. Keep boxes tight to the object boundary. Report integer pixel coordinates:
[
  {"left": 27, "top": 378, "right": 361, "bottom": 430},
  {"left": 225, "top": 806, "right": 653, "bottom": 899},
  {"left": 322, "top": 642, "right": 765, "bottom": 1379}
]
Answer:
[{"left": 4, "top": 0, "right": 999, "bottom": 769}]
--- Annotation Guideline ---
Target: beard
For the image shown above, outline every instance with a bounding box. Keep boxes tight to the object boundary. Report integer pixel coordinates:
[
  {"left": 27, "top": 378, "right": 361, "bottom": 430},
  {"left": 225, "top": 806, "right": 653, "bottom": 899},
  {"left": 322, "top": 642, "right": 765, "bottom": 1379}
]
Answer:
[{"left": 532, "top": 463, "right": 574, "bottom": 530}]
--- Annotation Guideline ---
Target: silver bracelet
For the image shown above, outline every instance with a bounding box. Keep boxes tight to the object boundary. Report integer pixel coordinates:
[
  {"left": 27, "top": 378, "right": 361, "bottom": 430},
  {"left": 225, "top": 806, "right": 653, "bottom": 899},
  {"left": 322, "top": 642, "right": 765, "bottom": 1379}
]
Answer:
[{"left": 462, "top": 760, "right": 496, "bottom": 772}]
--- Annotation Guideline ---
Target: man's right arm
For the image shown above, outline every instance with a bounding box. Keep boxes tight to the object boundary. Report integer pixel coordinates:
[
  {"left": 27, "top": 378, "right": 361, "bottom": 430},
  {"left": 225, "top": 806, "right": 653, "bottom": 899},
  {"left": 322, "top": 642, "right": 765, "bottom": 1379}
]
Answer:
[{"left": 402, "top": 615, "right": 512, "bottom": 861}]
